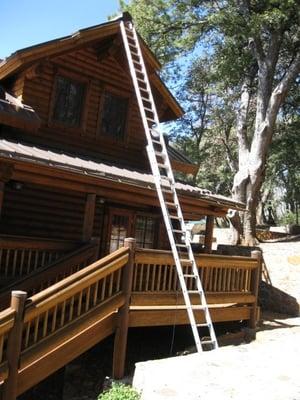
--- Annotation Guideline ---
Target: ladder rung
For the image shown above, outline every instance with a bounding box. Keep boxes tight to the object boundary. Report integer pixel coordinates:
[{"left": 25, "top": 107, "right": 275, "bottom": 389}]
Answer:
[
  {"left": 141, "top": 96, "right": 150, "bottom": 102},
  {"left": 152, "top": 139, "right": 162, "bottom": 145},
  {"left": 175, "top": 243, "right": 188, "bottom": 248},
  {"left": 197, "top": 323, "right": 210, "bottom": 328},
  {"left": 201, "top": 340, "right": 215, "bottom": 345},
  {"left": 188, "top": 290, "right": 201, "bottom": 294},
  {"left": 155, "top": 150, "right": 164, "bottom": 157},
  {"left": 157, "top": 163, "right": 169, "bottom": 170},
  {"left": 147, "top": 117, "right": 157, "bottom": 124},
  {"left": 183, "top": 274, "right": 197, "bottom": 278},
  {"left": 137, "top": 77, "right": 146, "bottom": 84},
  {"left": 190, "top": 305, "right": 205, "bottom": 310},
  {"left": 128, "top": 42, "right": 137, "bottom": 50},
  {"left": 180, "top": 259, "right": 193, "bottom": 265},
  {"left": 130, "top": 51, "right": 139, "bottom": 58},
  {"left": 169, "top": 215, "right": 181, "bottom": 219},
  {"left": 161, "top": 188, "right": 173, "bottom": 194},
  {"left": 165, "top": 202, "right": 177, "bottom": 208},
  {"left": 140, "top": 87, "right": 150, "bottom": 94}
]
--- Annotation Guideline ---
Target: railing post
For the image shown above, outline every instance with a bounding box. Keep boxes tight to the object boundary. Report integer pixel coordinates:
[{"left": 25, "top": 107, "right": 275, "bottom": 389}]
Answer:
[
  {"left": 2, "top": 290, "right": 27, "bottom": 400},
  {"left": 249, "top": 250, "right": 262, "bottom": 329},
  {"left": 204, "top": 215, "right": 214, "bottom": 254},
  {"left": 112, "top": 238, "right": 136, "bottom": 379}
]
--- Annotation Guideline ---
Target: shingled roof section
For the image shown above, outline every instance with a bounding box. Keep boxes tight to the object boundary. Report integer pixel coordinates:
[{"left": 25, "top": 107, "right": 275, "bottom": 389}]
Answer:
[
  {"left": 0, "top": 86, "right": 40, "bottom": 131},
  {"left": 0, "top": 138, "right": 245, "bottom": 211}
]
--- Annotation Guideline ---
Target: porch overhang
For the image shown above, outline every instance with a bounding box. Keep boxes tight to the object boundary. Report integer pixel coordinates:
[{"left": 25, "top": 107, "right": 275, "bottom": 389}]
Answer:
[{"left": 0, "top": 138, "right": 245, "bottom": 218}]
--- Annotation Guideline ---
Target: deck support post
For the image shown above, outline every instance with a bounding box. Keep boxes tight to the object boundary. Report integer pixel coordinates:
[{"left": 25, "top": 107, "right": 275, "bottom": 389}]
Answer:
[
  {"left": 82, "top": 193, "right": 96, "bottom": 242},
  {"left": 112, "top": 238, "right": 136, "bottom": 379},
  {"left": 3, "top": 290, "right": 27, "bottom": 400},
  {"left": 250, "top": 250, "right": 262, "bottom": 329},
  {"left": 204, "top": 215, "right": 214, "bottom": 253}
]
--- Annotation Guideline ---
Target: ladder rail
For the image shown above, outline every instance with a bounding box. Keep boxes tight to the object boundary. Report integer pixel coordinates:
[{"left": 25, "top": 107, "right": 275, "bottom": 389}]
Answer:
[{"left": 120, "top": 19, "right": 218, "bottom": 352}]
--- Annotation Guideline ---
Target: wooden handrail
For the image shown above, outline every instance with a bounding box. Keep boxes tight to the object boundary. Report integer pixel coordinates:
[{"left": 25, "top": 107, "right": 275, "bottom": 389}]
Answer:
[
  {"left": 0, "top": 308, "right": 15, "bottom": 336},
  {"left": 135, "top": 248, "right": 257, "bottom": 268},
  {"left": 24, "top": 250, "right": 129, "bottom": 321},
  {"left": 0, "top": 234, "right": 78, "bottom": 251}
]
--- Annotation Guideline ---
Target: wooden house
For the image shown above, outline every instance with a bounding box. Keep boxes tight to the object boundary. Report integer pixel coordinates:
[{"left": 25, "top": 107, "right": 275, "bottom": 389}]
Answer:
[{"left": 0, "top": 14, "right": 261, "bottom": 399}]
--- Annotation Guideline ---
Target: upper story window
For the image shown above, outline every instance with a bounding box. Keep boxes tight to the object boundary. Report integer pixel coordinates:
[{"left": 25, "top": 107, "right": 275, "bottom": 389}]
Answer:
[
  {"left": 52, "top": 75, "right": 86, "bottom": 127},
  {"left": 101, "top": 91, "right": 128, "bottom": 140}
]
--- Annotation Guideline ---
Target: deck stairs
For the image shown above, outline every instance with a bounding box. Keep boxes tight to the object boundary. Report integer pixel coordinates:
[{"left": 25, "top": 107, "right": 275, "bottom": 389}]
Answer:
[{"left": 120, "top": 17, "right": 218, "bottom": 352}]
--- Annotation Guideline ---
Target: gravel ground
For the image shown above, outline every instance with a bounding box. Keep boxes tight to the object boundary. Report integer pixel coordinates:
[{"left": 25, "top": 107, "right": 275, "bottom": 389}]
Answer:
[{"left": 133, "top": 314, "right": 300, "bottom": 400}]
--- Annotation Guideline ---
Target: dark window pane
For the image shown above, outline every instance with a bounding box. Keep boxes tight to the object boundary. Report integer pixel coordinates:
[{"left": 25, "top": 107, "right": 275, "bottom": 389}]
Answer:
[
  {"left": 53, "top": 76, "right": 85, "bottom": 127},
  {"left": 101, "top": 92, "right": 128, "bottom": 139},
  {"left": 135, "top": 216, "right": 155, "bottom": 249}
]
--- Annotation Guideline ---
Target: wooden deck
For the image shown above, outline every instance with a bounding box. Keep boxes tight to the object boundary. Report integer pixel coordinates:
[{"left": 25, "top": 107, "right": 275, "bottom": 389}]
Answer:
[{"left": 0, "top": 237, "right": 261, "bottom": 399}]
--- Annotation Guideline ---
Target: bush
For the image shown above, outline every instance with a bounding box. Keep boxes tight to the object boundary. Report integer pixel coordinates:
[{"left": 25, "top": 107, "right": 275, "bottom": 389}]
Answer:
[
  {"left": 98, "top": 382, "right": 141, "bottom": 400},
  {"left": 279, "top": 211, "right": 297, "bottom": 226}
]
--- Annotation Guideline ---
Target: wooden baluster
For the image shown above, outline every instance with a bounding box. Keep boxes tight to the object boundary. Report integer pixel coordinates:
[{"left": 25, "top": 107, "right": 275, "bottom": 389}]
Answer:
[
  {"left": 43, "top": 311, "right": 49, "bottom": 338},
  {"left": 249, "top": 250, "right": 262, "bottom": 329},
  {"left": 101, "top": 277, "right": 107, "bottom": 300},
  {"left": 116, "top": 269, "right": 122, "bottom": 292},
  {"left": 2, "top": 291, "right": 27, "bottom": 400},
  {"left": 0, "top": 333, "right": 4, "bottom": 363},
  {"left": 113, "top": 238, "right": 135, "bottom": 379},
  {"left": 93, "top": 282, "right": 99, "bottom": 305},
  {"left": 5, "top": 249, "right": 10, "bottom": 277}
]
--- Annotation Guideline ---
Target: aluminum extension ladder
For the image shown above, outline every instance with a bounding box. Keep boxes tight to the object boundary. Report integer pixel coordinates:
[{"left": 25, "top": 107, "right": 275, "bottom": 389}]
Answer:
[{"left": 120, "top": 17, "right": 218, "bottom": 352}]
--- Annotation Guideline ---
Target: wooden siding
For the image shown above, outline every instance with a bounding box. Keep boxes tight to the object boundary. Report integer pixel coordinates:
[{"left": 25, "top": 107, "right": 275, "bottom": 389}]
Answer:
[
  {"left": 0, "top": 183, "right": 104, "bottom": 241},
  {"left": 9, "top": 46, "right": 153, "bottom": 170}
]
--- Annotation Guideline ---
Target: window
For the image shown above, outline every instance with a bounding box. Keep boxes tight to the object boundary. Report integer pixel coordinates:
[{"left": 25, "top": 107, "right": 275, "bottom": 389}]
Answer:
[
  {"left": 101, "top": 92, "right": 128, "bottom": 140},
  {"left": 109, "top": 214, "right": 130, "bottom": 253},
  {"left": 135, "top": 216, "right": 156, "bottom": 249},
  {"left": 52, "top": 75, "right": 85, "bottom": 127}
]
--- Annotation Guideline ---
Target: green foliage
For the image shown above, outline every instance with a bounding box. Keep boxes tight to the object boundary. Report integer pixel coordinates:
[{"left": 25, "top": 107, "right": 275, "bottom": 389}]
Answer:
[
  {"left": 120, "top": 0, "right": 300, "bottom": 238},
  {"left": 98, "top": 383, "right": 141, "bottom": 400},
  {"left": 279, "top": 211, "right": 297, "bottom": 226}
]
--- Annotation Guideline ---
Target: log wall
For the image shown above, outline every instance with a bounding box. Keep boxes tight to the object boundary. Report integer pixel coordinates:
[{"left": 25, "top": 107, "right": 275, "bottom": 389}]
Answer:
[
  {"left": 0, "top": 183, "right": 104, "bottom": 241},
  {"left": 8, "top": 46, "right": 153, "bottom": 171}
]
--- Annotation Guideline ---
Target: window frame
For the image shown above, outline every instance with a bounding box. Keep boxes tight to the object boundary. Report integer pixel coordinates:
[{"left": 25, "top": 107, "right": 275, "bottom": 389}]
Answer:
[
  {"left": 97, "top": 85, "right": 131, "bottom": 143},
  {"left": 49, "top": 68, "right": 90, "bottom": 134},
  {"left": 134, "top": 213, "right": 159, "bottom": 249}
]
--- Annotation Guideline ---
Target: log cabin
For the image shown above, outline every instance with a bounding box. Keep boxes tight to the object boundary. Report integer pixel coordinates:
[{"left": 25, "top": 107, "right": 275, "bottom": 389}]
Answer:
[{"left": 0, "top": 13, "right": 261, "bottom": 398}]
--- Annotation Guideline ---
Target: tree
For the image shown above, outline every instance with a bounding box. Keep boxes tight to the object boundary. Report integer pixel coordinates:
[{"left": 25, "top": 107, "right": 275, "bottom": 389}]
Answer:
[{"left": 120, "top": 0, "right": 300, "bottom": 244}]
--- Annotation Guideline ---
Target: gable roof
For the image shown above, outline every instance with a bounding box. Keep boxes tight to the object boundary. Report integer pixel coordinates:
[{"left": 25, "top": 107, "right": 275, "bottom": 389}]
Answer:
[{"left": 0, "top": 13, "right": 183, "bottom": 121}]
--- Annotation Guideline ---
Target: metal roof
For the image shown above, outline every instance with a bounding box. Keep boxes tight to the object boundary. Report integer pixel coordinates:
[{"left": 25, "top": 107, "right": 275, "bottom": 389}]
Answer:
[{"left": 0, "top": 138, "right": 245, "bottom": 210}]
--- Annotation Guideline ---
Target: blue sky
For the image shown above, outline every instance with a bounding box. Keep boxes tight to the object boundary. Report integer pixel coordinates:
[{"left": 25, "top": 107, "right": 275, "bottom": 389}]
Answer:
[{"left": 0, "top": 0, "right": 121, "bottom": 59}]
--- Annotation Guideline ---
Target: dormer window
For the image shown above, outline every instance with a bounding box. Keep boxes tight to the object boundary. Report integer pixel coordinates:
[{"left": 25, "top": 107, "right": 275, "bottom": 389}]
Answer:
[
  {"left": 52, "top": 75, "right": 86, "bottom": 127},
  {"left": 100, "top": 91, "right": 128, "bottom": 140}
]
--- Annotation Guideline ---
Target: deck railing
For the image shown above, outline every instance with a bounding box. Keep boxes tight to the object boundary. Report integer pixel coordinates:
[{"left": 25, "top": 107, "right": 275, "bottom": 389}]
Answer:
[
  {"left": 0, "top": 244, "right": 131, "bottom": 399},
  {"left": 0, "top": 240, "right": 100, "bottom": 309},
  {"left": 0, "top": 240, "right": 261, "bottom": 399},
  {"left": 133, "top": 248, "right": 259, "bottom": 295},
  {"left": 0, "top": 235, "right": 78, "bottom": 284}
]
